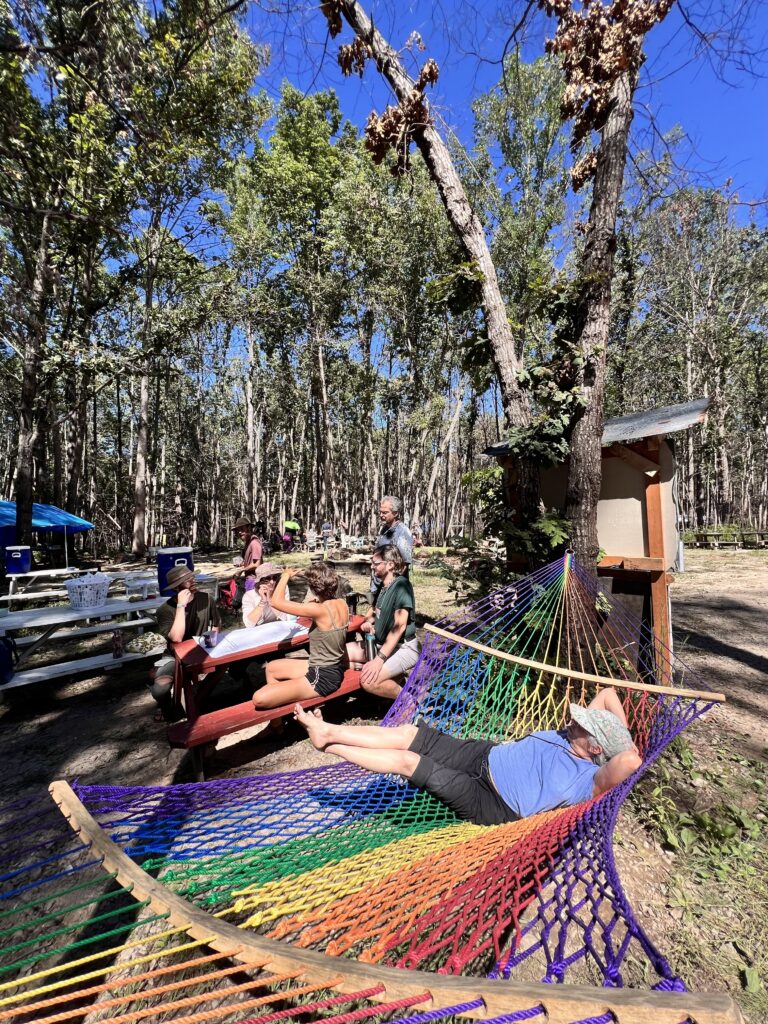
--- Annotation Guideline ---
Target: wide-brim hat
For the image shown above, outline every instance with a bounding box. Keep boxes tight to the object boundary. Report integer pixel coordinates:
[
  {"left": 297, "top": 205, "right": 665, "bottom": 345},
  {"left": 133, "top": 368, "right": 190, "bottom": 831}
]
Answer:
[
  {"left": 233, "top": 516, "right": 253, "bottom": 530},
  {"left": 253, "top": 561, "right": 283, "bottom": 583},
  {"left": 166, "top": 565, "right": 195, "bottom": 589},
  {"left": 569, "top": 703, "right": 634, "bottom": 760}
]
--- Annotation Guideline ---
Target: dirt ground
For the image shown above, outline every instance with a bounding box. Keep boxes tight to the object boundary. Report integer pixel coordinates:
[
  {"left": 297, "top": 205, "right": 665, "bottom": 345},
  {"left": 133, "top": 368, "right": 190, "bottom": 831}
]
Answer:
[
  {"left": 671, "top": 549, "right": 768, "bottom": 759},
  {"left": 1, "top": 547, "right": 766, "bottom": 1015}
]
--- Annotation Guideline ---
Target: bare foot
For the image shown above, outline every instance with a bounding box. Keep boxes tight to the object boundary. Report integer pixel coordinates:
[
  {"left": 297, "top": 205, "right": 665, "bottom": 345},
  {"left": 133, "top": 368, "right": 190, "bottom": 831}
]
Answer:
[{"left": 293, "top": 704, "right": 332, "bottom": 750}]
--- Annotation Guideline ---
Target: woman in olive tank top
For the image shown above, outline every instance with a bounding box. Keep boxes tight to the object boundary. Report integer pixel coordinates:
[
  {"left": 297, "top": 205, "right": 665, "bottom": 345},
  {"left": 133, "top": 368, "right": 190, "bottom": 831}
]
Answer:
[{"left": 253, "top": 563, "right": 350, "bottom": 710}]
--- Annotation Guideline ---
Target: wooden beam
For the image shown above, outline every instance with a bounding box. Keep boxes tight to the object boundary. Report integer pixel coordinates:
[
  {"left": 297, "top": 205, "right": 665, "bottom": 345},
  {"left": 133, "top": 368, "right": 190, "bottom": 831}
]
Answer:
[
  {"left": 598, "top": 555, "right": 665, "bottom": 572},
  {"left": 608, "top": 443, "right": 660, "bottom": 476},
  {"left": 645, "top": 470, "right": 670, "bottom": 661},
  {"left": 424, "top": 624, "right": 725, "bottom": 702},
  {"left": 48, "top": 782, "right": 743, "bottom": 1024}
]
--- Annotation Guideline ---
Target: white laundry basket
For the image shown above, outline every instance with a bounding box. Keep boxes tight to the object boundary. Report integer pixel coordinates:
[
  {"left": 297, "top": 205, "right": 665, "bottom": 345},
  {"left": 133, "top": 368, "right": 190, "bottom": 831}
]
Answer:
[{"left": 65, "top": 573, "right": 110, "bottom": 610}]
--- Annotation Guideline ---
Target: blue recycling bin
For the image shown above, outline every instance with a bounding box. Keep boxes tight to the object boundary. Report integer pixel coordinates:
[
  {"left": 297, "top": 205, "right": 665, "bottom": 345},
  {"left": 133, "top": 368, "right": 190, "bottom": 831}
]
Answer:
[
  {"left": 157, "top": 546, "right": 194, "bottom": 596},
  {"left": 5, "top": 545, "right": 32, "bottom": 575}
]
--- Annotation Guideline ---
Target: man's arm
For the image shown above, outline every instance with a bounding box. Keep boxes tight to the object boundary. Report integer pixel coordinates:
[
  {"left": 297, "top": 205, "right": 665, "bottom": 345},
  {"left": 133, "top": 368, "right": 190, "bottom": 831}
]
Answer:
[
  {"left": 593, "top": 749, "right": 643, "bottom": 797},
  {"left": 163, "top": 592, "right": 193, "bottom": 644},
  {"left": 360, "top": 608, "right": 408, "bottom": 687},
  {"left": 587, "top": 687, "right": 628, "bottom": 727},
  {"left": 395, "top": 524, "right": 413, "bottom": 564}
]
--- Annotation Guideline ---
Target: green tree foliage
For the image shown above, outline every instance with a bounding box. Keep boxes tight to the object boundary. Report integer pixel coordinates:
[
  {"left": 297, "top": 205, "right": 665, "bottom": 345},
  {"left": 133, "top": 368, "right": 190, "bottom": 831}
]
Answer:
[{"left": 606, "top": 169, "right": 768, "bottom": 529}]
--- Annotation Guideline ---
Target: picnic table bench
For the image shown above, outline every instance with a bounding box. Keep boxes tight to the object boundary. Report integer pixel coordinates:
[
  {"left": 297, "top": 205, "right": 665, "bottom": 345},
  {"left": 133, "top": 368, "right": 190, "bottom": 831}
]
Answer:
[
  {"left": 740, "top": 530, "right": 766, "bottom": 548},
  {"left": 167, "top": 614, "right": 366, "bottom": 779},
  {"left": 0, "top": 595, "right": 164, "bottom": 692},
  {"left": 4, "top": 566, "right": 91, "bottom": 596},
  {"left": 0, "top": 588, "right": 70, "bottom": 608},
  {"left": 693, "top": 531, "right": 740, "bottom": 549}
]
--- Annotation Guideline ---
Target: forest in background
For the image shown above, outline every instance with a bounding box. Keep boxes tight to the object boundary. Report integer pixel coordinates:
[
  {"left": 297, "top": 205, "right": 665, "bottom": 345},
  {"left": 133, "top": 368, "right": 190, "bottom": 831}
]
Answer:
[{"left": 1, "top": 1, "right": 766, "bottom": 555}]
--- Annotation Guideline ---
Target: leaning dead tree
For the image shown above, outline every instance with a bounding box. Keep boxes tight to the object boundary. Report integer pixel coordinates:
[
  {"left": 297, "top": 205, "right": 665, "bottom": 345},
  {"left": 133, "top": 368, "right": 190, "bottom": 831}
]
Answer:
[
  {"left": 321, "top": 0, "right": 674, "bottom": 569},
  {"left": 545, "top": 0, "right": 674, "bottom": 566},
  {"left": 320, "top": 0, "right": 540, "bottom": 529}
]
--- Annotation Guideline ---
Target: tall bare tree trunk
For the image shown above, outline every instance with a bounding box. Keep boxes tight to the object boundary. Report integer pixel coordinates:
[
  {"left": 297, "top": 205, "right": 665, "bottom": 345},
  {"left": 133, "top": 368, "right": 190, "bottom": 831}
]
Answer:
[
  {"left": 565, "top": 69, "right": 638, "bottom": 568},
  {"left": 16, "top": 211, "right": 51, "bottom": 545},
  {"left": 245, "top": 323, "right": 257, "bottom": 516},
  {"left": 132, "top": 216, "right": 160, "bottom": 557},
  {"left": 132, "top": 369, "right": 150, "bottom": 556},
  {"left": 336, "top": 1, "right": 529, "bottom": 427}
]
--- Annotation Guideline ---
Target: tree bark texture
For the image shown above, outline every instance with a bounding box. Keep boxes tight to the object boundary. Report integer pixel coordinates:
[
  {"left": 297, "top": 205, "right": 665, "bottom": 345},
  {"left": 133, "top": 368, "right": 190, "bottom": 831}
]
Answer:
[
  {"left": 565, "top": 69, "right": 638, "bottom": 569},
  {"left": 15, "top": 211, "right": 51, "bottom": 545}
]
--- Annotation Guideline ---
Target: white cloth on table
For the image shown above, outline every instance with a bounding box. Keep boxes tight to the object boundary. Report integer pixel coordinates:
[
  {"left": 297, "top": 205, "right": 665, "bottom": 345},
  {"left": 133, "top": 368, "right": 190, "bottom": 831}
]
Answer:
[{"left": 194, "top": 620, "right": 308, "bottom": 659}]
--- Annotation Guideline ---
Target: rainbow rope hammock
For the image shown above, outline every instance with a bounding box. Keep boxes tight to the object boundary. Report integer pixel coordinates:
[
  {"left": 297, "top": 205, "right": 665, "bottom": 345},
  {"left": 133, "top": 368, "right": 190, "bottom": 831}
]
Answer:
[{"left": 0, "top": 554, "right": 740, "bottom": 1024}]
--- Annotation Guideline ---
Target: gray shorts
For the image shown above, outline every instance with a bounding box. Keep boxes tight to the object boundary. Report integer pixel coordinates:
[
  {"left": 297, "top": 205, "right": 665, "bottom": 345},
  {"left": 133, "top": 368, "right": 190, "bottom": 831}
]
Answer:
[
  {"left": 153, "top": 654, "right": 175, "bottom": 679},
  {"left": 381, "top": 636, "right": 421, "bottom": 679}
]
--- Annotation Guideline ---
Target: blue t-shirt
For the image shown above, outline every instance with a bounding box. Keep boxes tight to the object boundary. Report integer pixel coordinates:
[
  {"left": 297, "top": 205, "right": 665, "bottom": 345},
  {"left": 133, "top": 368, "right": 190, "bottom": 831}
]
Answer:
[{"left": 488, "top": 730, "right": 598, "bottom": 818}]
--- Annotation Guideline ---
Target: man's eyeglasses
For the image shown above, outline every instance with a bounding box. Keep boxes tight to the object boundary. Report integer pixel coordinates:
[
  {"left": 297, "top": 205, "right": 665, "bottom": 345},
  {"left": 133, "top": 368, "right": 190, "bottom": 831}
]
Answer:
[{"left": 371, "top": 560, "right": 387, "bottom": 567}]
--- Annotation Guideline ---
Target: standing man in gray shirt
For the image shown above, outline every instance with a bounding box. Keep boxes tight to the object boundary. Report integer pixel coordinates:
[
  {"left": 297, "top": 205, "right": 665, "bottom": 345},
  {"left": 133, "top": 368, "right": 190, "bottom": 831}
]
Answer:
[{"left": 370, "top": 495, "right": 413, "bottom": 606}]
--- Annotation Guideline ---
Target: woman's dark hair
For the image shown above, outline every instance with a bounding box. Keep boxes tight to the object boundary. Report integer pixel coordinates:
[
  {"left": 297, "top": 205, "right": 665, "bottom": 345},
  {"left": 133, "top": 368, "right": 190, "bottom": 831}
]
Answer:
[
  {"left": 374, "top": 544, "right": 407, "bottom": 577},
  {"left": 303, "top": 563, "right": 340, "bottom": 602}
]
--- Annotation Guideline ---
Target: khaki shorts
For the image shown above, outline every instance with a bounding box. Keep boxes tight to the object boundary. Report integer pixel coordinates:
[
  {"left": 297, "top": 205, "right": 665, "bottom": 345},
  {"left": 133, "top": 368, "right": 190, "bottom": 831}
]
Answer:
[{"left": 381, "top": 636, "right": 421, "bottom": 679}]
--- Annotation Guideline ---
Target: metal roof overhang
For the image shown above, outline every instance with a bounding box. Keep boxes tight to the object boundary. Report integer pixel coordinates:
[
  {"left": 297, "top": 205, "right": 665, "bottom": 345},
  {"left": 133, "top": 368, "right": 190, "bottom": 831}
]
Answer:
[{"left": 483, "top": 397, "right": 711, "bottom": 458}]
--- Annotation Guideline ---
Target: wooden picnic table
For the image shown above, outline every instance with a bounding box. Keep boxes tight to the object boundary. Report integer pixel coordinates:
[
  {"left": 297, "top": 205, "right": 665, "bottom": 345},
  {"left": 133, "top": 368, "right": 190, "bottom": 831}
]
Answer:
[
  {"left": 740, "top": 530, "right": 766, "bottom": 548},
  {"left": 0, "top": 588, "right": 69, "bottom": 605},
  {"left": 0, "top": 595, "right": 164, "bottom": 690},
  {"left": 168, "top": 613, "right": 366, "bottom": 779},
  {"left": 5, "top": 566, "right": 91, "bottom": 596},
  {"left": 693, "top": 531, "right": 740, "bottom": 549}
]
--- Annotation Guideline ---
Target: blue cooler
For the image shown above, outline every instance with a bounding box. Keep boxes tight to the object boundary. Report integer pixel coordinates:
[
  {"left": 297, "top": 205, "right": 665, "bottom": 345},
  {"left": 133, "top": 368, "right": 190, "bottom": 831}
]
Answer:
[
  {"left": 157, "top": 546, "right": 194, "bottom": 596},
  {"left": 5, "top": 545, "right": 32, "bottom": 575}
]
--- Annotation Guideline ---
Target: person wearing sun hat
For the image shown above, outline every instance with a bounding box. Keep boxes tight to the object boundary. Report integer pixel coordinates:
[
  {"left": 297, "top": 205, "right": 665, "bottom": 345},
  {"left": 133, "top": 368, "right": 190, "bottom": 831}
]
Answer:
[
  {"left": 241, "top": 561, "right": 295, "bottom": 627},
  {"left": 567, "top": 702, "right": 636, "bottom": 766},
  {"left": 149, "top": 565, "right": 220, "bottom": 721},
  {"left": 293, "top": 687, "right": 642, "bottom": 826}
]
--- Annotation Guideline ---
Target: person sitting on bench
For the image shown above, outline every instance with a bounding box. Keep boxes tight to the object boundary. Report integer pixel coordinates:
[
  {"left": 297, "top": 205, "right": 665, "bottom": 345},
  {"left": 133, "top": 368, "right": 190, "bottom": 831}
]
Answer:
[
  {"left": 152, "top": 566, "right": 219, "bottom": 722},
  {"left": 293, "top": 688, "right": 642, "bottom": 825},
  {"left": 251, "top": 564, "right": 349, "bottom": 711},
  {"left": 346, "top": 544, "right": 421, "bottom": 700},
  {"left": 241, "top": 562, "right": 294, "bottom": 627}
]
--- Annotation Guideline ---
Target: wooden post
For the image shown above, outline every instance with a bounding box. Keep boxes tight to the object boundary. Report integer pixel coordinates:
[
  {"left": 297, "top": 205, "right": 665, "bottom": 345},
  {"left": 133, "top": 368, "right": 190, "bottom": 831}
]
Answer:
[{"left": 644, "top": 442, "right": 670, "bottom": 667}]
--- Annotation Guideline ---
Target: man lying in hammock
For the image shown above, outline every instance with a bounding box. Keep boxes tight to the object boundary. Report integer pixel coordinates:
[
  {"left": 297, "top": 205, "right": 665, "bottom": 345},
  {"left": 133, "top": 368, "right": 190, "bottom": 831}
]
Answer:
[{"left": 294, "top": 688, "right": 642, "bottom": 826}]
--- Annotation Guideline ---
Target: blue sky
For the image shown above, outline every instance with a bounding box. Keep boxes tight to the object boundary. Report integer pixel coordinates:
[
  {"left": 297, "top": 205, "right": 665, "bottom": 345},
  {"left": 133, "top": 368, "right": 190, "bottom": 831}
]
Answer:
[{"left": 249, "top": 1, "right": 768, "bottom": 203}]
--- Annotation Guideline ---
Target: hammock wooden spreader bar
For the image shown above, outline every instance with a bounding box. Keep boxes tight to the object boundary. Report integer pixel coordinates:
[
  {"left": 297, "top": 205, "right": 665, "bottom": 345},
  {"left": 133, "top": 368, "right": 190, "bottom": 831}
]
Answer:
[
  {"left": 424, "top": 624, "right": 727, "bottom": 703},
  {"left": 47, "top": 780, "right": 742, "bottom": 1024}
]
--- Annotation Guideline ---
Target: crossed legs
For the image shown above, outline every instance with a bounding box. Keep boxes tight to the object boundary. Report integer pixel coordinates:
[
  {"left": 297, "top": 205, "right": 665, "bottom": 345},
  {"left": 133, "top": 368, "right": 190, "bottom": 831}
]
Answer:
[{"left": 294, "top": 705, "right": 420, "bottom": 778}]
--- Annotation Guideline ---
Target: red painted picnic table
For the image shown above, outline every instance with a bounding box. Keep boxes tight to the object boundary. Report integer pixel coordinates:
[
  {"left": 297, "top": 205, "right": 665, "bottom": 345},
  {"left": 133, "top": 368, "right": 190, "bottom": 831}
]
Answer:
[
  {"left": 171, "top": 614, "right": 367, "bottom": 717},
  {"left": 168, "top": 614, "right": 366, "bottom": 779}
]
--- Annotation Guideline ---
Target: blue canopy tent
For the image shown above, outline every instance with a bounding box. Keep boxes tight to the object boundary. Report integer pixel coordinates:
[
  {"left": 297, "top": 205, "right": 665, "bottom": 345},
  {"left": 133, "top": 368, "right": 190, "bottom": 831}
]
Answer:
[{"left": 0, "top": 502, "right": 94, "bottom": 567}]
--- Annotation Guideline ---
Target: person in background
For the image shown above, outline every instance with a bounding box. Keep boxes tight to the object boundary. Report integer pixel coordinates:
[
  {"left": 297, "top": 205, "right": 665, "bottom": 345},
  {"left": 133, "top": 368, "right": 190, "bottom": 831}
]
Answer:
[
  {"left": 320, "top": 520, "right": 334, "bottom": 551},
  {"left": 251, "top": 564, "right": 349, "bottom": 710},
  {"left": 242, "top": 562, "right": 294, "bottom": 627},
  {"left": 227, "top": 516, "right": 263, "bottom": 610},
  {"left": 282, "top": 517, "right": 301, "bottom": 553},
  {"left": 347, "top": 544, "right": 421, "bottom": 700},
  {"left": 151, "top": 566, "right": 219, "bottom": 721},
  {"left": 233, "top": 516, "right": 263, "bottom": 578},
  {"left": 370, "top": 495, "right": 413, "bottom": 605}
]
